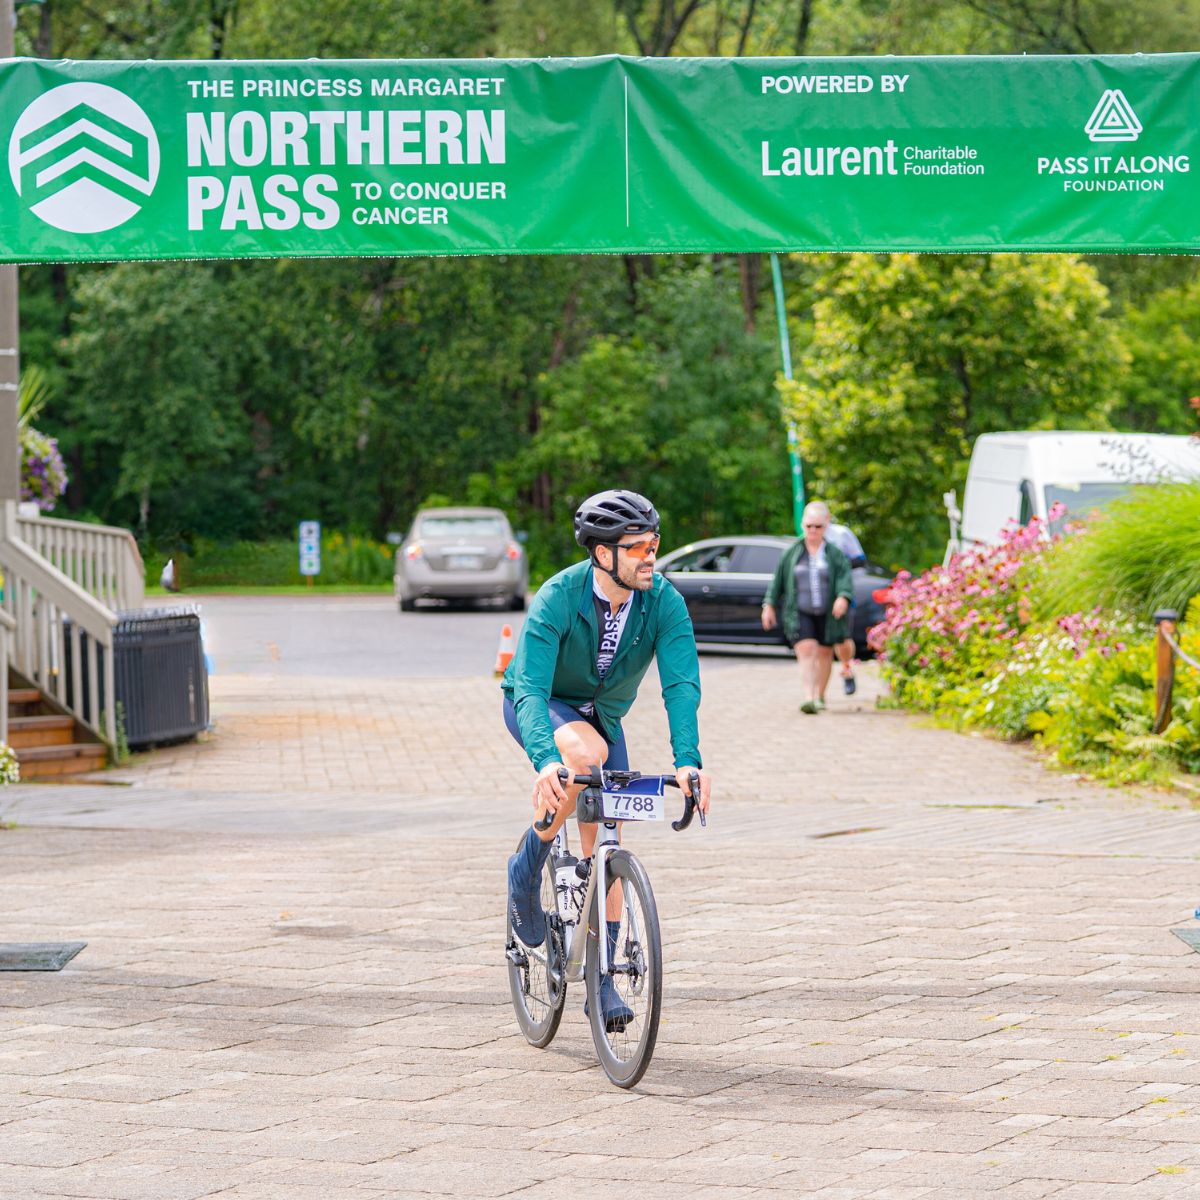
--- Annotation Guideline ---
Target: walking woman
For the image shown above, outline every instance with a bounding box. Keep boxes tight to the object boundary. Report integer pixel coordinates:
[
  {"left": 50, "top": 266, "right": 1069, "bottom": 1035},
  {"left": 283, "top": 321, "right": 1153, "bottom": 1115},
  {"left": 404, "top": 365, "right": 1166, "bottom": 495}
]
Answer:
[{"left": 761, "top": 501, "right": 854, "bottom": 714}]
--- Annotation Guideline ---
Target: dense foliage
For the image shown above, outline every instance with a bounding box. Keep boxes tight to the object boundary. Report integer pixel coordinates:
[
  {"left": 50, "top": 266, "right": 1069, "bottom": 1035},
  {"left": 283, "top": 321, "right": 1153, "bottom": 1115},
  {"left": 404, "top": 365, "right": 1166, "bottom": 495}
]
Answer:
[
  {"left": 779, "top": 254, "right": 1126, "bottom": 567},
  {"left": 14, "top": 0, "right": 1200, "bottom": 575},
  {"left": 157, "top": 531, "right": 395, "bottom": 589},
  {"left": 1045, "top": 480, "right": 1200, "bottom": 617},
  {"left": 872, "top": 487, "right": 1200, "bottom": 784}
]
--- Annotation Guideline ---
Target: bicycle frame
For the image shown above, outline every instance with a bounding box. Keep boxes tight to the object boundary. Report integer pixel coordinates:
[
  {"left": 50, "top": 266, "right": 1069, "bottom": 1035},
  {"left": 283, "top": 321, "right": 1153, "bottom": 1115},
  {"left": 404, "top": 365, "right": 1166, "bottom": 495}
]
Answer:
[
  {"left": 553, "top": 816, "right": 622, "bottom": 983},
  {"left": 523, "top": 766, "right": 701, "bottom": 983}
]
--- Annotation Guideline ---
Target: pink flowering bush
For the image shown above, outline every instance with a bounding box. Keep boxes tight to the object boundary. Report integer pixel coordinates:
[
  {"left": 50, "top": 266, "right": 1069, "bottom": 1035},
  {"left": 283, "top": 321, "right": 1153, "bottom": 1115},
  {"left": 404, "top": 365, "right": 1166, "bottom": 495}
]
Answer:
[
  {"left": 869, "top": 509, "right": 1198, "bottom": 783},
  {"left": 869, "top": 514, "right": 1066, "bottom": 712}
]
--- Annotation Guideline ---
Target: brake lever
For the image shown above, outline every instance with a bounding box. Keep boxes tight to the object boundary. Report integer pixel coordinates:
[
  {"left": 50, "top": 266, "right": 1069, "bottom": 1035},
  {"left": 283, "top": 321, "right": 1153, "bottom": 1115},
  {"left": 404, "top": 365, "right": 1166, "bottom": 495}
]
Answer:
[
  {"left": 690, "top": 769, "right": 707, "bottom": 828},
  {"left": 534, "top": 767, "right": 573, "bottom": 832},
  {"left": 671, "top": 769, "right": 706, "bottom": 831}
]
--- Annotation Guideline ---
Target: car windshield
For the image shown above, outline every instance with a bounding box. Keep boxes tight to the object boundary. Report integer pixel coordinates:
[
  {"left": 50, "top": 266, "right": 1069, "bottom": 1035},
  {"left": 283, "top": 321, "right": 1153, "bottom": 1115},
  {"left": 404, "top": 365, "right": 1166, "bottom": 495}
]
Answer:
[
  {"left": 419, "top": 516, "right": 507, "bottom": 539},
  {"left": 1044, "top": 482, "right": 1135, "bottom": 534}
]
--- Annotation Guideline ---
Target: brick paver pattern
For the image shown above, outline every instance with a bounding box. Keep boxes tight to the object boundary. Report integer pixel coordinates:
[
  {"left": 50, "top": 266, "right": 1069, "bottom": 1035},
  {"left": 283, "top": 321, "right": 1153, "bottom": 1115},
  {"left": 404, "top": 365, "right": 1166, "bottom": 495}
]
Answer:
[{"left": 3, "top": 653, "right": 1200, "bottom": 1199}]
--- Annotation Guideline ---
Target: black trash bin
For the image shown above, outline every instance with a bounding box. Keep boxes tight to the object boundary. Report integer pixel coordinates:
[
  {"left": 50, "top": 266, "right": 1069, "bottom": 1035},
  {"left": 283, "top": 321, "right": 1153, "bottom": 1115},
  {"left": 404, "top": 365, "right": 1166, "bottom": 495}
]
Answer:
[
  {"left": 113, "top": 606, "right": 210, "bottom": 748},
  {"left": 67, "top": 606, "right": 211, "bottom": 749}
]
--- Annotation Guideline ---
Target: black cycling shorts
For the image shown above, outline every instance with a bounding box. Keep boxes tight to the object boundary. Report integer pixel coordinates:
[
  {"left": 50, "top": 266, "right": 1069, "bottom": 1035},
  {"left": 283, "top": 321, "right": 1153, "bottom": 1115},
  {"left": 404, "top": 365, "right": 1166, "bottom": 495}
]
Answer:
[{"left": 791, "top": 611, "right": 832, "bottom": 647}]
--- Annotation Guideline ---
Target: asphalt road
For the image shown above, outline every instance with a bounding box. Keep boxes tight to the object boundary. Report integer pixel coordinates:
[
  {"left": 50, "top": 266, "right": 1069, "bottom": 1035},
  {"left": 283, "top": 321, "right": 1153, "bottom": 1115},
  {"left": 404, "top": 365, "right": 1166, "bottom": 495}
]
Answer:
[
  {"left": 191, "top": 593, "right": 789, "bottom": 679},
  {"left": 193, "top": 594, "right": 524, "bottom": 678}
]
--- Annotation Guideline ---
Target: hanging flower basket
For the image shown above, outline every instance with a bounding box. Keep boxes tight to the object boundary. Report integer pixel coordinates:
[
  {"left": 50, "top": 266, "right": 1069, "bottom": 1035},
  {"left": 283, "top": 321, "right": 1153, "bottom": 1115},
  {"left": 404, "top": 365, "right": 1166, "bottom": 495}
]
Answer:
[{"left": 20, "top": 426, "right": 68, "bottom": 513}]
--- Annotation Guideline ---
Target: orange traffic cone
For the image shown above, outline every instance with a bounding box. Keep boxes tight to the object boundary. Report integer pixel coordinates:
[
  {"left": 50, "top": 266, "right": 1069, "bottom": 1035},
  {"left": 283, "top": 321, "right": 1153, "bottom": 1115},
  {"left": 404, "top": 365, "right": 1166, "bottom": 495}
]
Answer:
[{"left": 493, "top": 623, "right": 516, "bottom": 677}]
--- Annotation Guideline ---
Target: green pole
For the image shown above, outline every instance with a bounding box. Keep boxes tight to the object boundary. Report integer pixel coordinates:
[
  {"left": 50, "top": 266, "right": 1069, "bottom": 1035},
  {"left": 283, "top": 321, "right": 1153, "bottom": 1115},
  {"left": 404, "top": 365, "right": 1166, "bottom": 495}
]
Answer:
[{"left": 769, "top": 253, "right": 805, "bottom": 536}]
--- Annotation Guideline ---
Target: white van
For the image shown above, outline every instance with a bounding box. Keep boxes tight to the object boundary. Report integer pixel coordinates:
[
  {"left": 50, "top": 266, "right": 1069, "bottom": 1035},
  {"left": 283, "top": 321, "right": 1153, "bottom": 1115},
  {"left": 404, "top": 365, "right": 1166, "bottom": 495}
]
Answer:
[{"left": 948, "top": 431, "right": 1200, "bottom": 556}]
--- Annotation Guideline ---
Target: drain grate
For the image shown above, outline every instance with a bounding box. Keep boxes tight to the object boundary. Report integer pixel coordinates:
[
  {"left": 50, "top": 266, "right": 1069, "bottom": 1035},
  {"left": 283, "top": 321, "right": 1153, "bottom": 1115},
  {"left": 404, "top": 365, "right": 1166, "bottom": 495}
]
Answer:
[
  {"left": 809, "top": 827, "right": 882, "bottom": 840},
  {"left": 0, "top": 942, "right": 87, "bottom": 971},
  {"left": 1171, "top": 929, "right": 1200, "bottom": 954}
]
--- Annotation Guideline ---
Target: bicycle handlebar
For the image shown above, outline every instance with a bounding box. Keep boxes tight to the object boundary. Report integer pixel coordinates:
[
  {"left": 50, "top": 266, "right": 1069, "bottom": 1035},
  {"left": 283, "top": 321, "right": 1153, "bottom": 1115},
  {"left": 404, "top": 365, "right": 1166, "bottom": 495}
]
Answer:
[
  {"left": 534, "top": 766, "right": 705, "bottom": 832},
  {"left": 669, "top": 769, "right": 706, "bottom": 831}
]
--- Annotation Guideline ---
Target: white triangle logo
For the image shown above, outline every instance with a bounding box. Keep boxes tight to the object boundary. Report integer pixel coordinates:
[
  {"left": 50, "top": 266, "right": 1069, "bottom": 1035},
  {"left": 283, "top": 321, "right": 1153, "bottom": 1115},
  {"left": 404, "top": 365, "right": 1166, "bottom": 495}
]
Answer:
[{"left": 1085, "top": 89, "right": 1142, "bottom": 142}]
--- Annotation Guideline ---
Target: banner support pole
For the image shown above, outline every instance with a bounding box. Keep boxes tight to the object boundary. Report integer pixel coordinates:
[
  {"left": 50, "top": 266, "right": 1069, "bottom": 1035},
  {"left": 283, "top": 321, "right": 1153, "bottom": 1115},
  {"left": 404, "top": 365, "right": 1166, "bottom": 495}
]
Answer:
[
  {"left": 0, "top": 0, "right": 19, "bottom": 505},
  {"left": 770, "top": 252, "right": 805, "bottom": 536}
]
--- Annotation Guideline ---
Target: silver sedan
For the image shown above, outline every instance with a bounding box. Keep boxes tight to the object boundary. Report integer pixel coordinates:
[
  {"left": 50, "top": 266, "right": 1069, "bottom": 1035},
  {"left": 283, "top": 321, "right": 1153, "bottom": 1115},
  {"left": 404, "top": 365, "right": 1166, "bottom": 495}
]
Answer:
[{"left": 394, "top": 506, "right": 528, "bottom": 612}]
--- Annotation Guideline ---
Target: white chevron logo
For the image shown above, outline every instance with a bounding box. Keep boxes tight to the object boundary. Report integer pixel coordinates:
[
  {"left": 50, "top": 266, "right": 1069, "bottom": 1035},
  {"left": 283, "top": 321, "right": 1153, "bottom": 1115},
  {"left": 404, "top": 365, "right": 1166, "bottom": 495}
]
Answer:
[
  {"left": 1084, "top": 89, "right": 1142, "bottom": 143},
  {"left": 8, "top": 82, "right": 160, "bottom": 234}
]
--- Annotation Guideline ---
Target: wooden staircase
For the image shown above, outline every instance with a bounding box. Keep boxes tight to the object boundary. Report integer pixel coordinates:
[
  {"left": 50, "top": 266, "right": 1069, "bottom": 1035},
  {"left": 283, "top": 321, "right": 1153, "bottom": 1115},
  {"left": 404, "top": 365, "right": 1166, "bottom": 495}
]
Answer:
[{"left": 6, "top": 683, "right": 107, "bottom": 779}]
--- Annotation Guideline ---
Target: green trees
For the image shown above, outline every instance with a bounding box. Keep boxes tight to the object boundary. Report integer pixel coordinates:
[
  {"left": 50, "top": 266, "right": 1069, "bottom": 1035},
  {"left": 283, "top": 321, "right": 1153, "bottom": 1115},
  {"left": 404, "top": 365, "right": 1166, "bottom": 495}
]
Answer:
[
  {"left": 64, "top": 264, "right": 250, "bottom": 536},
  {"left": 519, "top": 265, "right": 790, "bottom": 567},
  {"left": 779, "top": 253, "right": 1129, "bottom": 567},
  {"left": 1117, "top": 277, "right": 1200, "bottom": 435}
]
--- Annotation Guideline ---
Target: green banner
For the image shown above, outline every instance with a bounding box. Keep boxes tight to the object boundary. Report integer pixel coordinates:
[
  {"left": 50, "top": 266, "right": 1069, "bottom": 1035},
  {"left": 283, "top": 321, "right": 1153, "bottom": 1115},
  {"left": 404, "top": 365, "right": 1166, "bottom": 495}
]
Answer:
[{"left": 1, "top": 53, "right": 1197, "bottom": 263}]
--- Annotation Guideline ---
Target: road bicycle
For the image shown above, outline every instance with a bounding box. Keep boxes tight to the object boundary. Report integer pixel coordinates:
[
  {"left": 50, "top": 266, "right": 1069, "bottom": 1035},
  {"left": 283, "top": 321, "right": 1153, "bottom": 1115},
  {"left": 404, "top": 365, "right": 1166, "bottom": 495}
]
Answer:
[{"left": 504, "top": 765, "right": 704, "bottom": 1088}]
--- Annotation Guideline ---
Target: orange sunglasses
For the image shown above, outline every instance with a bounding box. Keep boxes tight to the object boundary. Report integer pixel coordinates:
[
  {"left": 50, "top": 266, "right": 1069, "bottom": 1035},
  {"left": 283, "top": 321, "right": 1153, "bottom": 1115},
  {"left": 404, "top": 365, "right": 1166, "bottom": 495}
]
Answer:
[{"left": 618, "top": 535, "right": 661, "bottom": 560}]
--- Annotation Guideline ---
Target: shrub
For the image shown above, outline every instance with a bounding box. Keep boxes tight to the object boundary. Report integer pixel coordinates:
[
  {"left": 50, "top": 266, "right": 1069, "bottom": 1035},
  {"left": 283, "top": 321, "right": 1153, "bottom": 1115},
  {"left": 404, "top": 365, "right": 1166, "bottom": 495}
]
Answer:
[
  {"left": 143, "top": 534, "right": 393, "bottom": 589},
  {"left": 1045, "top": 481, "right": 1200, "bottom": 618},
  {"left": 872, "top": 512, "right": 1198, "bottom": 785},
  {"left": 868, "top": 515, "right": 1060, "bottom": 710},
  {"left": 0, "top": 743, "right": 19, "bottom": 786}
]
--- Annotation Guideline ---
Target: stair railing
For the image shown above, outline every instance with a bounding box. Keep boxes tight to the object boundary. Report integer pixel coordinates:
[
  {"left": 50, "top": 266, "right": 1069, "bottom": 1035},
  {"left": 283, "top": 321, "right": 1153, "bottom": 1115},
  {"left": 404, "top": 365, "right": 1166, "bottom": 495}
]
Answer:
[
  {"left": 0, "top": 606, "right": 13, "bottom": 745},
  {"left": 0, "top": 502, "right": 116, "bottom": 748},
  {"left": 15, "top": 510, "right": 144, "bottom": 611}
]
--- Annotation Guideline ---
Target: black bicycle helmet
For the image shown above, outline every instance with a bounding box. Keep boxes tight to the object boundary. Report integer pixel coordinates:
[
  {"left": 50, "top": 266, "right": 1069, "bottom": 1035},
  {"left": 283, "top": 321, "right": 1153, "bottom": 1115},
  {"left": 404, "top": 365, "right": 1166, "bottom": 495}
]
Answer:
[{"left": 574, "top": 489, "right": 660, "bottom": 550}]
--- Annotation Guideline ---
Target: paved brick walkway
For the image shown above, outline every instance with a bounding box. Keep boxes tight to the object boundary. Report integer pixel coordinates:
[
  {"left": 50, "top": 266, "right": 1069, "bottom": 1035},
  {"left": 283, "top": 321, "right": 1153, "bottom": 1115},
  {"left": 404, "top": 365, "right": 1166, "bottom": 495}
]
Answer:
[{"left": 3, "top": 651, "right": 1200, "bottom": 1199}]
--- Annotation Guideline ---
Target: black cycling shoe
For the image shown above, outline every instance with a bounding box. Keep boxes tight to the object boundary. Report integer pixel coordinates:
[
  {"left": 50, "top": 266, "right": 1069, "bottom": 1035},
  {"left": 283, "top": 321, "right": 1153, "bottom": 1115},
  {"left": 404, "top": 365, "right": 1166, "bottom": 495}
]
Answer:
[
  {"left": 507, "top": 827, "right": 552, "bottom": 948},
  {"left": 843, "top": 673, "right": 857, "bottom": 696}
]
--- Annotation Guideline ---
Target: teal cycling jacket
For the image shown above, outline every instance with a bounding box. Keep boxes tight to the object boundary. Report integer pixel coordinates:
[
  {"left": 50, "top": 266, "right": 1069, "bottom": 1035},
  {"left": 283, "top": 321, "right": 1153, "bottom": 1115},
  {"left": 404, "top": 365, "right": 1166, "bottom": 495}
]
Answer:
[{"left": 501, "top": 558, "right": 702, "bottom": 773}]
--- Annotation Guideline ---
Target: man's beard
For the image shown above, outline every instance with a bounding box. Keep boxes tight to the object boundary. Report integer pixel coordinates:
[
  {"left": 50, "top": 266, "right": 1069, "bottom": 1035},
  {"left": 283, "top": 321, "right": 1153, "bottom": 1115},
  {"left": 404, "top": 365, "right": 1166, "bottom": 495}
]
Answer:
[{"left": 618, "top": 560, "right": 653, "bottom": 591}]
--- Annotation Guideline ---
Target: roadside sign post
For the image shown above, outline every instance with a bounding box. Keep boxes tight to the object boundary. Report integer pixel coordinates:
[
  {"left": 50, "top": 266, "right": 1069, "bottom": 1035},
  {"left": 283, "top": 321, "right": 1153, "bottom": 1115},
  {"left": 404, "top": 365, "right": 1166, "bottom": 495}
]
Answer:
[{"left": 298, "top": 520, "right": 320, "bottom": 587}]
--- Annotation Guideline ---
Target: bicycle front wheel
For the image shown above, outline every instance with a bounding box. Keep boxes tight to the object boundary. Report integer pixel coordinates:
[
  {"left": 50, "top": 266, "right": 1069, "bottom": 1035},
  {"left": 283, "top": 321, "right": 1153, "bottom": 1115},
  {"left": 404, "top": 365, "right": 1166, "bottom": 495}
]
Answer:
[
  {"left": 505, "top": 835, "right": 566, "bottom": 1049},
  {"left": 585, "top": 848, "right": 662, "bottom": 1088}
]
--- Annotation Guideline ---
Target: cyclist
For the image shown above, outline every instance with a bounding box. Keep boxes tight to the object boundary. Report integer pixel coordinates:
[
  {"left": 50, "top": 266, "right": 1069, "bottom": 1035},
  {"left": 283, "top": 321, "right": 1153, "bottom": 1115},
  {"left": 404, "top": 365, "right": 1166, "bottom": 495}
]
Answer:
[{"left": 502, "top": 489, "right": 712, "bottom": 1028}]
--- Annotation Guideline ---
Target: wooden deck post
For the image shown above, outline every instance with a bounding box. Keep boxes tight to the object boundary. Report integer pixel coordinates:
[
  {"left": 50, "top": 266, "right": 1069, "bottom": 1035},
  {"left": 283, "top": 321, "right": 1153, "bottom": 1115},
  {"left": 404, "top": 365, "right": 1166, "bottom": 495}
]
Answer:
[{"left": 1153, "top": 609, "right": 1180, "bottom": 735}]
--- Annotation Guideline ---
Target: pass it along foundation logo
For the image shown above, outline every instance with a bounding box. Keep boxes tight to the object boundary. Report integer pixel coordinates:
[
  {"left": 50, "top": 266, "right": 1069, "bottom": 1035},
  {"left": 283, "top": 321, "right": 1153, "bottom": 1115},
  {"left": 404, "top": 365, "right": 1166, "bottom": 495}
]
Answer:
[
  {"left": 1084, "top": 89, "right": 1142, "bottom": 143},
  {"left": 8, "top": 82, "right": 160, "bottom": 233}
]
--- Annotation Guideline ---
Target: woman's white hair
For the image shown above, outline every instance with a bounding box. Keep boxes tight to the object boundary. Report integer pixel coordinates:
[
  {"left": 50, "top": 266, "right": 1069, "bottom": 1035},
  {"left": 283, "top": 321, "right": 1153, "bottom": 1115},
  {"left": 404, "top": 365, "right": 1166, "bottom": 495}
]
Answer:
[{"left": 803, "top": 500, "right": 830, "bottom": 524}]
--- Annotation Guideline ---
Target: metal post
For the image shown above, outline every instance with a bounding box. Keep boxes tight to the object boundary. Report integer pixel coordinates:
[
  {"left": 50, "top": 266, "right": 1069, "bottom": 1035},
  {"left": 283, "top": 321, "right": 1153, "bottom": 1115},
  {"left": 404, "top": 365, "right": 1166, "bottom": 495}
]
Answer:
[
  {"left": 0, "top": 0, "right": 19, "bottom": 505},
  {"left": 769, "top": 253, "right": 805, "bottom": 536},
  {"left": 1153, "top": 608, "right": 1179, "bottom": 735}
]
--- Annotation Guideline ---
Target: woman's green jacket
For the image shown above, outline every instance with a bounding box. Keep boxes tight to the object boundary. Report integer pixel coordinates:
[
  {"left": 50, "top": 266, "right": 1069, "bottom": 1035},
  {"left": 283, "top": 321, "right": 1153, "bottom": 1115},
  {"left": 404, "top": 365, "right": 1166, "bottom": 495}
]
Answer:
[{"left": 763, "top": 538, "right": 854, "bottom": 645}]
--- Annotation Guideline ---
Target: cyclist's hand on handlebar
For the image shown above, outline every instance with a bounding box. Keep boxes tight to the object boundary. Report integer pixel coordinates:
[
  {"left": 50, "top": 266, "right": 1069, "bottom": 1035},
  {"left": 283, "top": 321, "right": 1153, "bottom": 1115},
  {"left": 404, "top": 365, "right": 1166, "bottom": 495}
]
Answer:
[
  {"left": 675, "top": 766, "right": 711, "bottom": 815},
  {"left": 533, "top": 761, "right": 571, "bottom": 819}
]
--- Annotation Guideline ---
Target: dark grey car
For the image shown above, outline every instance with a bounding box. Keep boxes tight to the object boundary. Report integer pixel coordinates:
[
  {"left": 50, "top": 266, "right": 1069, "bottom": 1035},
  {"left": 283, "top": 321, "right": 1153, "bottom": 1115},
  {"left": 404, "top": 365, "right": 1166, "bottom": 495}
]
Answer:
[{"left": 655, "top": 534, "right": 890, "bottom": 655}]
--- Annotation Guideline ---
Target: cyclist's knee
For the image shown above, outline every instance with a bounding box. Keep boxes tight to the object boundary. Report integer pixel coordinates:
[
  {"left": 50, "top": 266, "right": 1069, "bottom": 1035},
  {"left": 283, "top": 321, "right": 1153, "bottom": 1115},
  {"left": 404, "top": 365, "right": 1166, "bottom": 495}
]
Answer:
[{"left": 554, "top": 721, "right": 609, "bottom": 771}]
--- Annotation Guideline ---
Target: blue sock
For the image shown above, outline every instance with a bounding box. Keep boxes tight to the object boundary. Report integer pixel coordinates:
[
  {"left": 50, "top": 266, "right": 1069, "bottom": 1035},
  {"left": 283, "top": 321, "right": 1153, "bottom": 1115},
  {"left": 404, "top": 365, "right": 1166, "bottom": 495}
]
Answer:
[{"left": 606, "top": 919, "right": 622, "bottom": 961}]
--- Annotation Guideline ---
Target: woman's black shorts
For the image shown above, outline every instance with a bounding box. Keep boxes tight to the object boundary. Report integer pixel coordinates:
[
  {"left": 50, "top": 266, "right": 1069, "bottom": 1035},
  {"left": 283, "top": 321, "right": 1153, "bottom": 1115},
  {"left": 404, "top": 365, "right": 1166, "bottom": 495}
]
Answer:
[{"left": 791, "top": 610, "right": 832, "bottom": 647}]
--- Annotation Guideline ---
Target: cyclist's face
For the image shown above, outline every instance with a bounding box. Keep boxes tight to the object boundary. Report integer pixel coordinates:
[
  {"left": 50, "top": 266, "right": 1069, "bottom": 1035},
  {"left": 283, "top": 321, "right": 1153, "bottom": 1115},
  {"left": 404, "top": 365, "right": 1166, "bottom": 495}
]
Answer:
[{"left": 602, "top": 534, "right": 659, "bottom": 590}]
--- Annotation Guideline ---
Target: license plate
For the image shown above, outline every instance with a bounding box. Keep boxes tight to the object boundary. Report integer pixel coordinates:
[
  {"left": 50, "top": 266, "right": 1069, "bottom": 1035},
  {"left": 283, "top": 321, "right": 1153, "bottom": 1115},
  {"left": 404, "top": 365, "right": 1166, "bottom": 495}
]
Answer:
[
  {"left": 600, "top": 777, "right": 666, "bottom": 822},
  {"left": 447, "top": 555, "right": 483, "bottom": 570}
]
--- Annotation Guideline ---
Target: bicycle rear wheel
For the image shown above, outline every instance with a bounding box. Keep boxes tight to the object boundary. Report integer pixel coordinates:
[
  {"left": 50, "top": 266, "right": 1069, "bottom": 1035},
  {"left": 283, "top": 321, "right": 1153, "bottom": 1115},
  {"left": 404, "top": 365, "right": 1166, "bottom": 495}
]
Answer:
[
  {"left": 505, "top": 836, "right": 566, "bottom": 1048},
  {"left": 585, "top": 848, "right": 662, "bottom": 1088}
]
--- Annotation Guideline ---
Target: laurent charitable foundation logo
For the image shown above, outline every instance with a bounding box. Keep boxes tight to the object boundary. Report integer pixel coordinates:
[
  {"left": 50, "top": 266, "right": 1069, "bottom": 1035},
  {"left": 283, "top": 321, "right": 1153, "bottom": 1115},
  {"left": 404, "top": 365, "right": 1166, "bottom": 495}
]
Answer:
[{"left": 8, "top": 82, "right": 160, "bottom": 233}]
